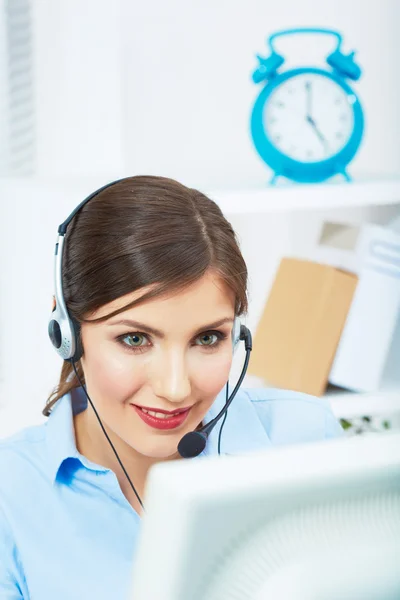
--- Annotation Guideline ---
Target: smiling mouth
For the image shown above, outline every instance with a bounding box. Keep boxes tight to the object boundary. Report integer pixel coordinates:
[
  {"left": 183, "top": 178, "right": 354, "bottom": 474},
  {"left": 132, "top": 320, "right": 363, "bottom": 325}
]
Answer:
[
  {"left": 133, "top": 404, "right": 192, "bottom": 419},
  {"left": 136, "top": 406, "right": 190, "bottom": 419},
  {"left": 131, "top": 404, "right": 193, "bottom": 430}
]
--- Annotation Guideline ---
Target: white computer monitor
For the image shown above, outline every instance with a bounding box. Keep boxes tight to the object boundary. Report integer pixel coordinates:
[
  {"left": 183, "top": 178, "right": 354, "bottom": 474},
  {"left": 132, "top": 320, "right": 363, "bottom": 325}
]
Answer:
[{"left": 131, "top": 432, "right": 400, "bottom": 600}]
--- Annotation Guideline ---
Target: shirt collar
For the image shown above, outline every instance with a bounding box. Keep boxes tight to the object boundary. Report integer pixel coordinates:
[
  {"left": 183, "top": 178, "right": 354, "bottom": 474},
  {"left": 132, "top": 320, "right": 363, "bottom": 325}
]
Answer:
[
  {"left": 45, "top": 385, "right": 271, "bottom": 482},
  {"left": 45, "top": 387, "right": 108, "bottom": 483},
  {"left": 202, "top": 385, "right": 272, "bottom": 457}
]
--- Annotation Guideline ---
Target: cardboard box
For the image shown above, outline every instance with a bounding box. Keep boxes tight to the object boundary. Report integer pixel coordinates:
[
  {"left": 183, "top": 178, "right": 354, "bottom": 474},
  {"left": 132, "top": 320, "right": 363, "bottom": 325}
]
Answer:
[{"left": 249, "top": 257, "right": 358, "bottom": 397}]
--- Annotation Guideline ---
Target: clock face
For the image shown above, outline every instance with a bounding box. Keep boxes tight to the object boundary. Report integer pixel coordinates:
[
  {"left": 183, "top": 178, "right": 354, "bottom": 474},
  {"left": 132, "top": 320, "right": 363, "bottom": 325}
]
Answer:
[{"left": 263, "top": 72, "right": 355, "bottom": 163}]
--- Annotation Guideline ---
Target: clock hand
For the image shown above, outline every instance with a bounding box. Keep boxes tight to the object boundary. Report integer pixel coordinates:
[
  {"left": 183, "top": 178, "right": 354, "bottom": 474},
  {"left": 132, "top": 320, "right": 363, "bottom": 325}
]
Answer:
[
  {"left": 306, "top": 115, "right": 330, "bottom": 152},
  {"left": 305, "top": 81, "right": 329, "bottom": 152},
  {"left": 305, "top": 81, "right": 312, "bottom": 117}
]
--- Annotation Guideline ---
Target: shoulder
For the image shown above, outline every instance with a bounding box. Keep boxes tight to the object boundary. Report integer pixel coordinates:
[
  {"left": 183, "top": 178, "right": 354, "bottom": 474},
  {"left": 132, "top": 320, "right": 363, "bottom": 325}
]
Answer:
[
  {"left": 0, "top": 424, "right": 47, "bottom": 491},
  {"left": 0, "top": 430, "right": 37, "bottom": 597},
  {"left": 241, "top": 387, "right": 344, "bottom": 445},
  {"left": 0, "top": 422, "right": 46, "bottom": 457}
]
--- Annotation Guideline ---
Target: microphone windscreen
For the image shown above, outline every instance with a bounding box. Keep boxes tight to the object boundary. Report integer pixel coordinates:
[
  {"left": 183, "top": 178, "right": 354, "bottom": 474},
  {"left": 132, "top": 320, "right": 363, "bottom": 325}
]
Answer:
[{"left": 177, "top": 431, "right": 208, "bottom": 459}]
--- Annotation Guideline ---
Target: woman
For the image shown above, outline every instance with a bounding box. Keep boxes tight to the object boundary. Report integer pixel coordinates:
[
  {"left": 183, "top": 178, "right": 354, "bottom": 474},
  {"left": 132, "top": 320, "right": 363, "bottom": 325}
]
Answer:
[{"left": 0, "top": 176, "right": 343, "bottom": 599}]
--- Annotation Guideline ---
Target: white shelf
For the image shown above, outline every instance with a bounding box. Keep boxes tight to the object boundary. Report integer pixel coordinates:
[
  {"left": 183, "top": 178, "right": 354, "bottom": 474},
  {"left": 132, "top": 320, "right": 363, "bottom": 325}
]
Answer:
[
  {"left": 243, "top": 375, "right": 400, "bottom": 419},
  {"left": 327, "top": 387, "right": 400, "bottom": 419},
  {"left": 2, "top": 176, "right": 400, "bottom": 217},
  {"left": 208, "top": 177, "right": 400, "bottom": 215}
]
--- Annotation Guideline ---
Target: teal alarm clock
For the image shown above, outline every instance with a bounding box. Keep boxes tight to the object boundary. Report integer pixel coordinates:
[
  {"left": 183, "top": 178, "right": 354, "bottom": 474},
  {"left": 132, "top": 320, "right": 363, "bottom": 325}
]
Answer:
[{"left": 250, "top": 28, "right": 364, "bottom": 184}]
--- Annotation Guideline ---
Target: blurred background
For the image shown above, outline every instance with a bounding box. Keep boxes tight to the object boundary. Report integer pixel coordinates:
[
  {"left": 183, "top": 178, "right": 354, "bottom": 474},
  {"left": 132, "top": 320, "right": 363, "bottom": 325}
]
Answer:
[{"left": 1, "top": 0, "right": 400, "bottom": 437}]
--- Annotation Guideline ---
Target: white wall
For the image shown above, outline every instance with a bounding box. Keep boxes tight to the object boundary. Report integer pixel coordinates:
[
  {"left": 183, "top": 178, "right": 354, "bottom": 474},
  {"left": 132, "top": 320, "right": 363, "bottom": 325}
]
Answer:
[
  {"left": 0, "top": 3, "right": 8, "bottom": 175},
  {"left": 33, "top": 0, "right": 125, "bottom": 178},
  {"left": 30, "top": 0, "right": 400, "bottom": 185}
]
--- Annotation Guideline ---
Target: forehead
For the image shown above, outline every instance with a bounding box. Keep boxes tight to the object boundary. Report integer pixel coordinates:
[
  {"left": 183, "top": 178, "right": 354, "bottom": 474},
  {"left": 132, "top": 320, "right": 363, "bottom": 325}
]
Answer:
[{"left": 92, "top": 271, "right": 235, "bottom": 323}]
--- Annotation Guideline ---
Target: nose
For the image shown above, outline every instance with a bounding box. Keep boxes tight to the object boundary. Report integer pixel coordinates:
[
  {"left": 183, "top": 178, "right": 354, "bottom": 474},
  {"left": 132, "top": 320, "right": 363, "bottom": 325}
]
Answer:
[{"left": 150, "top": 348, "right": 192, "bottom": 405}]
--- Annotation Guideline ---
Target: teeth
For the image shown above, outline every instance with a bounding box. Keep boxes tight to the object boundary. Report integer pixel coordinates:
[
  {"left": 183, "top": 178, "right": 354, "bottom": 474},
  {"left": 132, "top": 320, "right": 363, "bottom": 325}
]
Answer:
[{"left": 140, "top": 408, "right": 182, "bottom": 419}]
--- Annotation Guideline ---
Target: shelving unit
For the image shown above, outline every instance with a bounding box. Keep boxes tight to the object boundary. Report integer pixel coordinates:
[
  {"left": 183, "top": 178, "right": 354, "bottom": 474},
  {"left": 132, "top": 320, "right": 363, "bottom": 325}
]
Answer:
[{"left": 228, "top": 176, "right": 400, "bottom": 424}]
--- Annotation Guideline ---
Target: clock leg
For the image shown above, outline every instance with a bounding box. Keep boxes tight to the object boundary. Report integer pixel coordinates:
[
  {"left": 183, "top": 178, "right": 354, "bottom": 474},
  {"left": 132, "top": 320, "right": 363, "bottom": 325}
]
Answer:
[
  {"left": 270, "top": 173, "right": 279, "bottom": 185},
  {"left": 340, "top": 168, "right": 352, "bottom": 182}
]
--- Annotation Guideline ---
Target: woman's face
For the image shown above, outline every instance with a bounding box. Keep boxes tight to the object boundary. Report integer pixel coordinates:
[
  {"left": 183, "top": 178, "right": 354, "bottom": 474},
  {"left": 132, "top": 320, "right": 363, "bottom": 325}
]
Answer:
[{"left": 80, "top": 271, "right": 236, "bottom": 459}]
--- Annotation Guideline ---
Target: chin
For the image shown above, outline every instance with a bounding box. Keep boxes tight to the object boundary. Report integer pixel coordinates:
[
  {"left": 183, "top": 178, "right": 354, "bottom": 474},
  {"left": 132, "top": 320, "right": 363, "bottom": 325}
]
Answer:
[
  {"left": 139, "top": 442, "right": 181, "bottom": 461},
  {"left": 126, "top": 432, "right": 183, "bottom": 460}
]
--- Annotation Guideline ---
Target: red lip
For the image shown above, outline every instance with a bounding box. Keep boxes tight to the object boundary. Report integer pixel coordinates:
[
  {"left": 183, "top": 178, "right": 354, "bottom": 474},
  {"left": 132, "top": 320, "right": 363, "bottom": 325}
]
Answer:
[{"left": 132, "top": 405, "right": 192, "bottom": 430}]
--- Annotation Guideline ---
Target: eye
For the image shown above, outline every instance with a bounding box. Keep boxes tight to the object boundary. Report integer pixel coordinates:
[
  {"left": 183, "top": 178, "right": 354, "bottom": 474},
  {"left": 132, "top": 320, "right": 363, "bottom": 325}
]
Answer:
[
  {"left": 196, "top": 333, "right": 218, "bottom": 346},
  {"left": 195, "top": 331, "right": 226, "bottom": 347},
  {"left": 119, "top": 333, "right": 150, "bottom": 348}
]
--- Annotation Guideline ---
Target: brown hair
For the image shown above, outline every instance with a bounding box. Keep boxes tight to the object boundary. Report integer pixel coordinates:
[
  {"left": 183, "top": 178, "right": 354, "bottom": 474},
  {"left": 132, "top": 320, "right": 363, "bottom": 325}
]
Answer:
[{"left": 44, "top": 175, "right": 248, "bottom": 415}]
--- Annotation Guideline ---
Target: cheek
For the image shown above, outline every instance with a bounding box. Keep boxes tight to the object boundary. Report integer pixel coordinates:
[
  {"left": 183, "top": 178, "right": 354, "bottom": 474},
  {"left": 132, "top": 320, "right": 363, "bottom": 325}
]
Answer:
[
  {"left": 83, "top": 340, "right": 146, "bottom": 400},
  {"left": 191, "top": 351, "right": 233, "bottom": 397}
]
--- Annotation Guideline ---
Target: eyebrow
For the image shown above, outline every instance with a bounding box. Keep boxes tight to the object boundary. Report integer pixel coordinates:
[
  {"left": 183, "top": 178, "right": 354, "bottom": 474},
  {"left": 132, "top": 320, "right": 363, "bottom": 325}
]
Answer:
[{"left": 106, "top": 317, "right": 234, "bottom": 338}]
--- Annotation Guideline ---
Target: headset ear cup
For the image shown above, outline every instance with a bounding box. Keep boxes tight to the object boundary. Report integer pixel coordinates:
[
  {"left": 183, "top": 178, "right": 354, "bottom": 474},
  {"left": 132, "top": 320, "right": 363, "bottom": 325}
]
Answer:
[
  {"left": 70, "top": 317, "right": 83, "bottom": 363},
  {"left": 48, "top": 318, "right": 62, "bottom": 350}
]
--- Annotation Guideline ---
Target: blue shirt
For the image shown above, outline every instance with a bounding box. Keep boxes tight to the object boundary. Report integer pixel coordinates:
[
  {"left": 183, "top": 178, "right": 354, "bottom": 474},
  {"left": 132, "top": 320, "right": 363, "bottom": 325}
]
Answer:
[{"left": 0, "top": 386, "right": 343, "bottom": 599}]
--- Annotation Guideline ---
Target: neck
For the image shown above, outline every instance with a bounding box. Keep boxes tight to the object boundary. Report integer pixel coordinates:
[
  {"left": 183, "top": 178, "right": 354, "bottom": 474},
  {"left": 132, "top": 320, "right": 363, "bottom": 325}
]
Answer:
[{"left": 73, "top": 403, "right": 179, "bottom": 511}]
